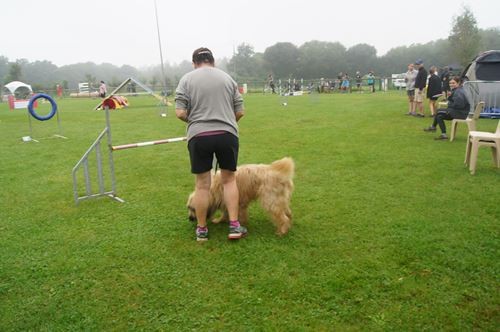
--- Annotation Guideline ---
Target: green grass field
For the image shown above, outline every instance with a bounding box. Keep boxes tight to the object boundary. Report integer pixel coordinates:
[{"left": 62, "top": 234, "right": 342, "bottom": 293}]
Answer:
[{"left": 1, "top": 92, "right": 498, "bottom": 330}]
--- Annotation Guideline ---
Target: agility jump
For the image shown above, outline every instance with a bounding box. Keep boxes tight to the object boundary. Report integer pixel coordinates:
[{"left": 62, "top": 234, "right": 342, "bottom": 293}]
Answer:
[
  {"left": 93, "top": 77, "right": 172, "bottom": 112},
  {"left": 23, "top": 93, "right": 67, "bottom": 142},
  {"left": 72, "top": 102, "right": 186, "bottom": 204}
]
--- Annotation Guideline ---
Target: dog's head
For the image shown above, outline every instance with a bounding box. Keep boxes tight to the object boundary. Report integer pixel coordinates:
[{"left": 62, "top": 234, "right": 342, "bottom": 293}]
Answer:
[
  {"left": 186, "top": 191, "right": 219, "bottom": 223},
  {"left": 186, "top": 192, "right": 197, "bottom": 222}
]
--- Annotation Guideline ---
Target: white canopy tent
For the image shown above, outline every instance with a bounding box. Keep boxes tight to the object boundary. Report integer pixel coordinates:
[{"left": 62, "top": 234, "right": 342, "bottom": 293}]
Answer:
[
  {"left": 4, "top": 81, "right": 33, "bottom": 95},
  {"left": 3, "top": 81, "right": 34, "bottom": 109}
]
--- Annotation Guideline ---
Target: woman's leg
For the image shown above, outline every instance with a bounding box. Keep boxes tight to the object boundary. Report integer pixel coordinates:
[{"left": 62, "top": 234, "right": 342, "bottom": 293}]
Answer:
[{"left": 435, "top": 109, "right": 454, "bottom": 134}]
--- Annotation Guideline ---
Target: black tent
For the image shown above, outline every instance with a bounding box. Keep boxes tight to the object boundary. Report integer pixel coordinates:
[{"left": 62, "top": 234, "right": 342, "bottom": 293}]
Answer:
[
  {"left": 462, "top": 50, "right": 500, "bottom": 81},
  {"left": 460, "top": 50, "right": 500, "bottom": 118}
]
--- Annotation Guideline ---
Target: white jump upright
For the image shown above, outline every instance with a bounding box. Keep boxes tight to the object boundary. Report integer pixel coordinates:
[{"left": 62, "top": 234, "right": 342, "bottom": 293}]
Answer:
[{"left": 72, "top": 106, "right": 186, "bottom": 204}]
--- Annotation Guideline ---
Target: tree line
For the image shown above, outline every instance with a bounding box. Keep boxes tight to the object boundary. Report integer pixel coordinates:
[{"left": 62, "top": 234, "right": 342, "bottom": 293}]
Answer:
[{"left": 1, "top": 8, "right": 499, "bottom": 93}]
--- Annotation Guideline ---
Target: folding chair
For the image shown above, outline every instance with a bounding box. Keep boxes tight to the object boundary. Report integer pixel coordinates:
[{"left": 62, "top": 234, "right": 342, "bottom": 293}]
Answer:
[{"left": 450, "top": 101, "right": 485, "bottom": 142}]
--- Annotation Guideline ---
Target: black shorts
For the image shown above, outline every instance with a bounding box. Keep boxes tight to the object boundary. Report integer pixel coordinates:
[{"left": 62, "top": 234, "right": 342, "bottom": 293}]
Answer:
[{"left": 188, "top": 132, "right": 239, "bottom": 174}]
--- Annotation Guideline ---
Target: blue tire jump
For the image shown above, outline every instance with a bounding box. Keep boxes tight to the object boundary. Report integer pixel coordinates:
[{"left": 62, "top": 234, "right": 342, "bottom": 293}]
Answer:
[{"left": 28, "top": 93, "right": 57, "bottom": 121}]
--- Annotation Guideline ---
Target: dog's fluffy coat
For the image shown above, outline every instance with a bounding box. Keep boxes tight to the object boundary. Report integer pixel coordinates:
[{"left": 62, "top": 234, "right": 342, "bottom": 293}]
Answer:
[{"left": 187, "top": 157, "right": 294, "bottom": 235}]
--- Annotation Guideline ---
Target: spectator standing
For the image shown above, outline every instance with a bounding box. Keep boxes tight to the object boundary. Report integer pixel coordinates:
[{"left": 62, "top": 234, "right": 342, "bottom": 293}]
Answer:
[
  {"left": 337, "top": 72, "right": 343, "bottom": 91},
  {"left": 56, "top": 84, "right": 63, "bottom": 98},
  {"left": 341, "top": 74, "right": 350, "bottom": 93},
  {"left": 441, "top": 66, "right": 451, "bottom": 98},
  {"left": 405, "top": 63, "right": 418, "bottom": 115},
  {"left": 414, "top": 59, "right": 427, "bottom": 117},
  {"left": 267, "top": 74, "right": 276, "bottom": 94},
  {"left": 426, "top": 66, "right": 442, "bottom": 117},
  {"left": 330, "top": 79, "right": 336, "bottom": 91},
  {"left": 367, "top": 71, "right": 375, "bottom": 93},
  {"left": 99, "top": 81, "right": 107, "bottom": 98},
  {"left": 355, "top": 71, "right": 362, "bottom": 92}
]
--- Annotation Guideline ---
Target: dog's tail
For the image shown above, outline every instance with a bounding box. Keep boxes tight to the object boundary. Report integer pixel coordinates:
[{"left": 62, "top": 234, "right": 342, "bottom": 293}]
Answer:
[{"left": 270, "top": 157, "right": 295, "bottom": 179}]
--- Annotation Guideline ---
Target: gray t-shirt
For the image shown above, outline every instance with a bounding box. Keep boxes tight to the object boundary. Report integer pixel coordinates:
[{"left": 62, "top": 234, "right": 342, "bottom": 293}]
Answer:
[
  {"left": 405, "top": 69, "right": 418, "bottom": 90},
  {"left": 175, "top": 67, "right": 243, "bottom": 141}
]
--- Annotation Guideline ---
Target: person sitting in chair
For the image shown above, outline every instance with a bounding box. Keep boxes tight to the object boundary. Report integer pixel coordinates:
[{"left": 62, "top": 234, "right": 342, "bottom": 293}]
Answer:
[{"left": 423, "top": 76, "right": 470, "bottom": 140}]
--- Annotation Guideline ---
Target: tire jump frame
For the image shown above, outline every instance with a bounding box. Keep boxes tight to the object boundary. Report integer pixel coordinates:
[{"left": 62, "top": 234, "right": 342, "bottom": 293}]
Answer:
[
  {"left": 25, "top": 93, "right": 67, "bottom": 142},
  {"left": 72, "top": 106, "right": 186, "bottom": 204}
]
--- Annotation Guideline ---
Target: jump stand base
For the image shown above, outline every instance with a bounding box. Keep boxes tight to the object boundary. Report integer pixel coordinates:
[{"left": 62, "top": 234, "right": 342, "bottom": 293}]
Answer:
[
  {"left": 22, "top": 134, "right": 68, "bottom": 142},
  {"left": 22, "top": 136, "right": 39, "bottom": 143},
  {"left": 75, "top": 192, "right": 125, "bottom": 205}
]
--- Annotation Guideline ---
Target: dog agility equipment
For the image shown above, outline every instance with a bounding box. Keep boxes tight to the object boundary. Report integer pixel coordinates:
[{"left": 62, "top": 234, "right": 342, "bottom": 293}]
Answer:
[
  {"left": 72, "top": 105, "right": 186, "bottom": 204},
  {"left": 24, "top": 93, "right": 67, "bottom": 142},
  {"left": 28, "top": 93, "right": 57, "bottom": 120},
  {"left": 93, "top": 77, "right": 171, "bottom": 116}
]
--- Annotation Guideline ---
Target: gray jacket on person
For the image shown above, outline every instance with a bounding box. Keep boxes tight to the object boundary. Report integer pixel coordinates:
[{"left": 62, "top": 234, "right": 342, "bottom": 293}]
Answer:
[{"left": 405, "top": 69, "right": 418, "bottom": 90}]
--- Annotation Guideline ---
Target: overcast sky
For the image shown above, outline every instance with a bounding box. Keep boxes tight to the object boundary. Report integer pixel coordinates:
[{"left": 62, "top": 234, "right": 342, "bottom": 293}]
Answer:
[{"left": 1, "top": 0, "right": 498, "bottom": 68}]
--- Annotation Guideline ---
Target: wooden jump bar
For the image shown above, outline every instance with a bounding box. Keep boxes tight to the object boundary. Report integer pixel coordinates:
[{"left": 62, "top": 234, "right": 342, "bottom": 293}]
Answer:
[{"left": 112, "top": 137, "right": 187, "bottom": 151}]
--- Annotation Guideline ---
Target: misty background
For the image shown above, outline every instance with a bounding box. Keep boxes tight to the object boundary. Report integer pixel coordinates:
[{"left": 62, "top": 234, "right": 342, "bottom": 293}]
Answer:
[{"left": 1, "top": 8, "right": 499, "bottom": 94}]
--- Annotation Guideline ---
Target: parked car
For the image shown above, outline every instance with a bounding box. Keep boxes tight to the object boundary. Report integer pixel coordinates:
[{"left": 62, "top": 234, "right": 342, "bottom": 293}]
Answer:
[{"left": 391, "top": 73, "right": 407, "bottom": 89}]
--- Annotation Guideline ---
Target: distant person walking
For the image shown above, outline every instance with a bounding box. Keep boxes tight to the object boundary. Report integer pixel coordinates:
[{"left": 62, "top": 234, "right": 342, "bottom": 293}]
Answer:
[
  {"left": 99, "top": 81, "right": 107, "bottom": 98},
  {"left": 414, "top": 59, "right": 427, "bottom": 117}
]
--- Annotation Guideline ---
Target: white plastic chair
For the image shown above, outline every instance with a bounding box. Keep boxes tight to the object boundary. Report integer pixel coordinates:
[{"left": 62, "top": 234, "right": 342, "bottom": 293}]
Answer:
[
  {"left": 450, "top": 101, "right": 485, "bottom": 142},
  {"left": 464, "top": 120, "right": 500, "bottom": 175}
]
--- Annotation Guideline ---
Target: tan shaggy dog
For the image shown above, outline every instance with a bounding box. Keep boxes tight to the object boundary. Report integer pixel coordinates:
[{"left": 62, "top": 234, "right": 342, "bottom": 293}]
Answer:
[{"left": 186, "top": 157, "right": 295, "bottom": 235}]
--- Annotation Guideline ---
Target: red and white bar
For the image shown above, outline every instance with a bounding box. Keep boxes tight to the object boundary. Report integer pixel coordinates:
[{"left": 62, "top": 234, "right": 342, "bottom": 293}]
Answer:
[{"left": 112, "top": 137, "right": 187, "bottom": 151}]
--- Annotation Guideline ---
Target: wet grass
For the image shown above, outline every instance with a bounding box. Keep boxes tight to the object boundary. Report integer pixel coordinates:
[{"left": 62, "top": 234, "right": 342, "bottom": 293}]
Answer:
[{"left": 0, "top": 92, "right": 498, "bottom": 330}]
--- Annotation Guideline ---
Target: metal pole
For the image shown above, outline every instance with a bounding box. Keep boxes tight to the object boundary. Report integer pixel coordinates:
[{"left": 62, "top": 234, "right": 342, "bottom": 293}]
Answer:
[
  {"left": 72, "top": 166, "right": 79, "bottom": 204},
  {"left": 83, "top": 159, "right": 91, "bottom": 196},
  {"left": 53, "top": 106, "right": 67, "bottom": 139},
  {"left": 95, "top": 141, "right": 105, "bottom": 194},
  {"left": 56, "top": 106, "right": 62, "bottom": 135},
  {"left": 27, "top": 108, "right": 33, "bottom": 138},
  {"left": 105, "top": 106, "right": 118, "bottom": 196},
  {"left": 154, "top": 0, "right": 168, "bottom": 95}
]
